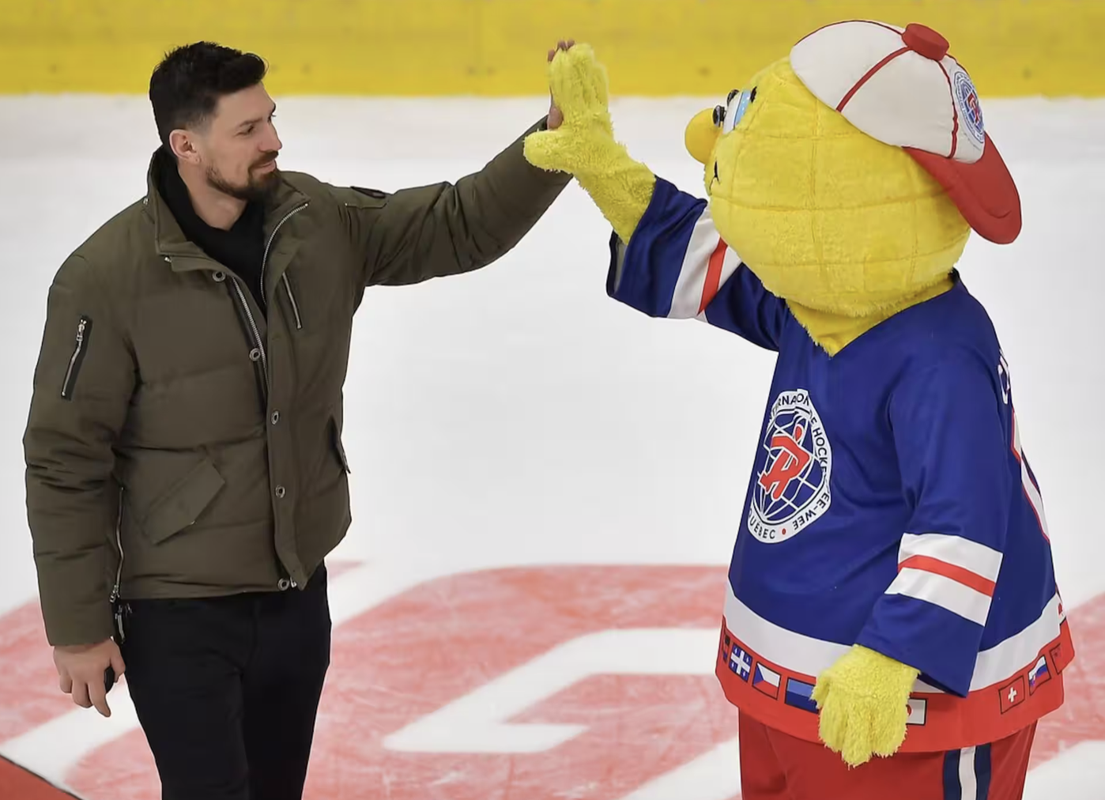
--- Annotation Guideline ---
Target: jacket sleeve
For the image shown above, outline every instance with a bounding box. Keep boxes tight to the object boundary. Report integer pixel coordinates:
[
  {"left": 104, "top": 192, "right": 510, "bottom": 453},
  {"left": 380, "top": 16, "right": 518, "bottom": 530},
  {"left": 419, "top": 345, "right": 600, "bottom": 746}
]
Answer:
[
  {"left": 607, "top": 176, "right": 788, "bottom": 351},
  {"left": 23, "top": 254, "right": 135, "bottom": 647},
  {"left": 854, "top": 347, "right": 1010, "bottom": 696},
  {"left": 334, "top": 117, "right": 570, "bottom": 287}
]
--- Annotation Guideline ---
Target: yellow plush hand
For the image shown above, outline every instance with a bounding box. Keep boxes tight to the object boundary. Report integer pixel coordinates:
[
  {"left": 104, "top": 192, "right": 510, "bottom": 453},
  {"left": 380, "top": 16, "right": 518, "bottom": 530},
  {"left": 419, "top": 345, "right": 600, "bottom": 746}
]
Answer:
[
  {"left": 524, "top": 43, "right": 614, "bottom": 173},
  {"left": 524, "top": 43, "right": 655, "bottom": 242},
  {"left": 811, "top": 645, "right": 920, "bottom": 767}
]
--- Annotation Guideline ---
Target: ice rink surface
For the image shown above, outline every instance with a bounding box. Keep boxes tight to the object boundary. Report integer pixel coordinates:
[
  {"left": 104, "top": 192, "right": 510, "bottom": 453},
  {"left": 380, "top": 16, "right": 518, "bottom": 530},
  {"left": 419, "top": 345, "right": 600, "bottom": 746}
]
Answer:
[{"left": 0, "top": 94, "right": 1103, "bottom": 798}]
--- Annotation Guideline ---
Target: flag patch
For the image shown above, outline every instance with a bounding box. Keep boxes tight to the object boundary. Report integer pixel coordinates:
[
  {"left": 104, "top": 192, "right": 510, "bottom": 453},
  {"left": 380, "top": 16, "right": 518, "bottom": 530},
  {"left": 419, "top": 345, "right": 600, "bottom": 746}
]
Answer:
[
  {"left": 906, "top": 697, "right": 927, "bottom": 726},
  {"left": 1028, "top": 655, "right": 1051, "bottom": 694},
  {"left": 729, "top": 643, "right": 752, "bottom": 682},
  {"left": 999, "top": 676, "right": 1026, "bottom": 714},
  {"left": 784, "top": 678, "right": 818, "bottom": 713},
  {"left": 752, "top": 663, "right": 781, "bottom": 700}
]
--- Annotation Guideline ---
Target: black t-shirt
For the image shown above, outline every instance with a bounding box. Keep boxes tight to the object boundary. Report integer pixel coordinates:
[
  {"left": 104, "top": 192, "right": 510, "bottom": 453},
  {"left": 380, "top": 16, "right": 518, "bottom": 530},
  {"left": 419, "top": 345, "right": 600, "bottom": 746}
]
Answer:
[{"left": 155, "top": 148, "right": 267, "bottom": 314}]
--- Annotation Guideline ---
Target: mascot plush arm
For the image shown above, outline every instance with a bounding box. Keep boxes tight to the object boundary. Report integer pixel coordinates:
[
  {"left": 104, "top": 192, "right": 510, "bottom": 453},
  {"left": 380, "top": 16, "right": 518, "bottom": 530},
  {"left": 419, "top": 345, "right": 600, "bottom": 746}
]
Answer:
[{"left": 523, "top": 45, "right": 656, "bottom": 243}]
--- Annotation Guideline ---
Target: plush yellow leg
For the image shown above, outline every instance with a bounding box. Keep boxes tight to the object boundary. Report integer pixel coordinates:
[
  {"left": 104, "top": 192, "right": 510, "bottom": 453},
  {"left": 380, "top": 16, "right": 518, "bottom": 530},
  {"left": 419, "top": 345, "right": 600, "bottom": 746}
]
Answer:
[
  {"left": 523, "top": 44, "right": 656, "bottom": 243},
  {"left": 811, "top": 645, "right": 921, "bottom": 767}
]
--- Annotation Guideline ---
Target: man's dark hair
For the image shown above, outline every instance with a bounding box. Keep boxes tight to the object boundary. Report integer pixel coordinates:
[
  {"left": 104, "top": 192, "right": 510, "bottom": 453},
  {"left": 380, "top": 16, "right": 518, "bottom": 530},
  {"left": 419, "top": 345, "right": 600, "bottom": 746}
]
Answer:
[{"left": 149, "top": 42, "right": 268, "bottom": 149}]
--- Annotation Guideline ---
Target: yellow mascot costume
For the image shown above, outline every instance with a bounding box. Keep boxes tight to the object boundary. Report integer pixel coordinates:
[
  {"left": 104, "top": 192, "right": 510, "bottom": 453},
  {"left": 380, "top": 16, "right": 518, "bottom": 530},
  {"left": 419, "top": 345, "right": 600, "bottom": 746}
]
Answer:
[{"left": 525, "top": 21, "right": 1073, "bottom": 800}]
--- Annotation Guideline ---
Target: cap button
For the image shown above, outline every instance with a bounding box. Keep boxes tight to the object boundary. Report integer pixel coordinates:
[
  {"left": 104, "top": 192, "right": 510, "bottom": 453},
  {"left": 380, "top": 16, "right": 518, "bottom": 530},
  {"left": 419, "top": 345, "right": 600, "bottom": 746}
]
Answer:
[{"left": 902, "top": 23, "right": 949, "bottom": 61}]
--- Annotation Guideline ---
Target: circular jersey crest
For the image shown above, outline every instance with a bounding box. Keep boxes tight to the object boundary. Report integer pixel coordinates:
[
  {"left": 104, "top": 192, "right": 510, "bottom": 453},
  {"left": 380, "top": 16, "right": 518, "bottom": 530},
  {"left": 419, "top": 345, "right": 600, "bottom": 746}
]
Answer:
[{"left": 747, "top": 389, "right": 832, "bottom": 544}]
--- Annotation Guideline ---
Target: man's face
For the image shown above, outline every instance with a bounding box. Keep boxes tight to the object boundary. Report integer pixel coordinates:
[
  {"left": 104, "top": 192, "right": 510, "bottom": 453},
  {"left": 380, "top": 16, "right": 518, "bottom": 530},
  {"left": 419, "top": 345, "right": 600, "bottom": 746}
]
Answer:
[{"left": 183, "top": 83, "right": 283, "bottom": 203}]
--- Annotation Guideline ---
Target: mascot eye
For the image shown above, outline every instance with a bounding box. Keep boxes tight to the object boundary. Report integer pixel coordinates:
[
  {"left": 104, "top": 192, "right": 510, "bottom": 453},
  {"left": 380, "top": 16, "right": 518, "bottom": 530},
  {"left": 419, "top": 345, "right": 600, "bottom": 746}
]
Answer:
[{"left": 721, "top": 87, "right": 755, "bottom": 134}]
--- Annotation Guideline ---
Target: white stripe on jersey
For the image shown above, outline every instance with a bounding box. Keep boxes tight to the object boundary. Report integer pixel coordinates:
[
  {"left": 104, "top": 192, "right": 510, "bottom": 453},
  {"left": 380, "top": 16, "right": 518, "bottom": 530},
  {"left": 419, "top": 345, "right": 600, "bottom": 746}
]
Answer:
[
  {"left": 899, "top": 533, "right": 1003, "bottom": 584},
  {"left": 968, "top": 593, "right": 1061, "bottom": 692},
  {"left": 668, "top": 207, "right": 741, "bottom": 319},
  {"left": 886, "top": 568, "right": 993, "bottom": 626},
  {"left": 723, "top": 582, "right": 1062, "bottom": 694}
]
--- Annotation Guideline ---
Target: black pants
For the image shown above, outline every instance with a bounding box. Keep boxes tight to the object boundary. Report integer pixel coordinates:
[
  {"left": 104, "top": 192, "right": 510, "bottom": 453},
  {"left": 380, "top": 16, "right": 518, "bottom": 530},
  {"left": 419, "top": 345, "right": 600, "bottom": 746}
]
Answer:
[{"left": 119, "top": 566, "right": 331, "bottom": 800}]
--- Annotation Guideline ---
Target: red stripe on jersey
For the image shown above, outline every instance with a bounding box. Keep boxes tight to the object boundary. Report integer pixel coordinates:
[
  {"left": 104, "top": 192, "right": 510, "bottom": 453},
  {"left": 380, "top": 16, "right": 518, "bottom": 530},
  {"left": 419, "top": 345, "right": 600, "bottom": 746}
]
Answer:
[
  {"left": 898, "top": 554, "right": 997, "bottom": 597},
  {"left": 699, "top": 238, "right": 728, "bottom": 314}
]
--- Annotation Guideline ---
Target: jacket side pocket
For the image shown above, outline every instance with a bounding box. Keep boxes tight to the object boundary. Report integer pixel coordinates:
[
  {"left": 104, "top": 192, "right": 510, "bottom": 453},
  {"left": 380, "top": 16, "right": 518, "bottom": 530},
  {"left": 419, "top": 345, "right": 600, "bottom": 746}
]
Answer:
[{"left": 141, "top": 458, "right": 226, "bottom": 544}]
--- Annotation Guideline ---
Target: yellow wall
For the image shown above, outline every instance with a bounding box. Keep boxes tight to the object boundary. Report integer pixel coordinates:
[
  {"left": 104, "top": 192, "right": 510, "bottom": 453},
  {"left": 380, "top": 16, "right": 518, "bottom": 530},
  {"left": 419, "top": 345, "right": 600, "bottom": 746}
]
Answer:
[{"left": 2, "top": 0, "right": 1103, "bottom": 97}]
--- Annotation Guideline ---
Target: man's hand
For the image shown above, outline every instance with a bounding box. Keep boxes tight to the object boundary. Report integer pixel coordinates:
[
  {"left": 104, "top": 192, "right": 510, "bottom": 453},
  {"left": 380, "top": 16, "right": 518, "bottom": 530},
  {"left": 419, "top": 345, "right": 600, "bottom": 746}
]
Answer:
[{"left": 54, "top": 639, "right": 125, "bottom": 717}]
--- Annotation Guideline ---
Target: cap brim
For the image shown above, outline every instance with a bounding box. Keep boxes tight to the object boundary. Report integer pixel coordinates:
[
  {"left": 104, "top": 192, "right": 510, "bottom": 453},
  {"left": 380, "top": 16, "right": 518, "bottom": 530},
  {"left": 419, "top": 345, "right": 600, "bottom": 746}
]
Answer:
[{"left": 906, "top": 133, "right": 1021, "bottom": 244}]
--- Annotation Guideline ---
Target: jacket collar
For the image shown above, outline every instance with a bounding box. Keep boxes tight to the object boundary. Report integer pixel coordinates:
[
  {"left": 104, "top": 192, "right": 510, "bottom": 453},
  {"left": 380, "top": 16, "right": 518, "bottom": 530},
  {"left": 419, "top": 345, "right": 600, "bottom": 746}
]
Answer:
[{"left": 142, "top": 149, "right": 309, "bottom": 272}]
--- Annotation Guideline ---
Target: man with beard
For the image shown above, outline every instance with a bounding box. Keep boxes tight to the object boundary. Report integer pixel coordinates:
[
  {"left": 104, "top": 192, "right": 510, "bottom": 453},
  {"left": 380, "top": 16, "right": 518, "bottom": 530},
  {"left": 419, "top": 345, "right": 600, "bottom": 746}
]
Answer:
[{"left": 22, "top": 41, "right": 570, "bottom": 800}]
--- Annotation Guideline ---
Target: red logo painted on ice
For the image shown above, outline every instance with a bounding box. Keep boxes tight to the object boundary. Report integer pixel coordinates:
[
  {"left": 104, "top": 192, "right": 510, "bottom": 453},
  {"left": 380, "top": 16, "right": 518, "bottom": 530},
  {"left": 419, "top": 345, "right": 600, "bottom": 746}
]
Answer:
[{"left": 1, "top": 566, "right": 1104, "bottom": 798}]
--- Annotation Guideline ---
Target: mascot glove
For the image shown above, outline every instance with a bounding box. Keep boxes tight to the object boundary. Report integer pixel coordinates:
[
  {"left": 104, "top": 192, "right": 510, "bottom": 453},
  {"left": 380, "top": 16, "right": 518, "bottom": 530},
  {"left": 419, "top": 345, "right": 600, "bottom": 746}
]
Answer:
[
  {"left": 811, "top": 644, "right": 921, "bottom": 767},
  {"left": 524, "top": 43, "right": 655, "bottom": 243},
  {"left": 524, "top": 43, "right": 615, "bottom": 175}
]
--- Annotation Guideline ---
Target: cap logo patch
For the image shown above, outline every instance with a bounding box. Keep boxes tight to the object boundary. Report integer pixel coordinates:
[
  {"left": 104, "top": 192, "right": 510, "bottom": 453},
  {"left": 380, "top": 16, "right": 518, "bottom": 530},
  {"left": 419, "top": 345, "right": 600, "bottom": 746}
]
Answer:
[{"left": 954, "top": 71, "right": 986, "bottom": 145}]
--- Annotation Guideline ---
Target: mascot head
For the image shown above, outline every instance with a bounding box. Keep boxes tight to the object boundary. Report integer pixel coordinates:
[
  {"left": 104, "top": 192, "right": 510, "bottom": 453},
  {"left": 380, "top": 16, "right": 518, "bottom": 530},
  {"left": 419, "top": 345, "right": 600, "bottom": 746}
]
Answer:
[{"left": 683, "top": 21, "right": 1021, "bottom": 320}]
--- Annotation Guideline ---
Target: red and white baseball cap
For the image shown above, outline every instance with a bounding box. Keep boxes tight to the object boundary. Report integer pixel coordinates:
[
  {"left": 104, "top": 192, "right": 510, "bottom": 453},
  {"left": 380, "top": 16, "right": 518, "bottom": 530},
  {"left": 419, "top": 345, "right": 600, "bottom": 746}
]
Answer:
[{"left": 790, "top": 20, "right": 1021, "bottom": 244}]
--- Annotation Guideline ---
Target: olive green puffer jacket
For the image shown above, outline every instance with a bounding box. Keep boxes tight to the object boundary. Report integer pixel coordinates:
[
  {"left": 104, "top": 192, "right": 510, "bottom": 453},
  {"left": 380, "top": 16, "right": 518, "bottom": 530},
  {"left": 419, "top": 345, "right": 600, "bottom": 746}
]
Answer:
[{"left": 24, "top": 118, "right": 569, "bottom": 646}]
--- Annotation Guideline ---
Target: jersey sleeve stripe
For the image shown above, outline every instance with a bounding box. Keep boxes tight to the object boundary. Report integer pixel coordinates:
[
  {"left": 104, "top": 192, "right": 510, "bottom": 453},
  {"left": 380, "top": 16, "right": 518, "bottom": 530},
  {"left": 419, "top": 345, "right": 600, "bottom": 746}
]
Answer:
[
  {"left": 667, "top": 208, "right": 742, "bottom": 320},
  {"left": 899, "top": 532, "right": 1003, "bottom": 582},
  {"left": 697, "top": 245, "right": 745, "bottom": 325},
  {"left": 726, "top": 579, "right": 1062, "bottom": 697},
  {"left": 698, "top": 238, "right": 728, "bottom": 314},
  {"left": 886, "top": 568, "right": 993, "bottom": 626},
  {"left": 898, "top": 555, "right": 997, "bottom": 598}
]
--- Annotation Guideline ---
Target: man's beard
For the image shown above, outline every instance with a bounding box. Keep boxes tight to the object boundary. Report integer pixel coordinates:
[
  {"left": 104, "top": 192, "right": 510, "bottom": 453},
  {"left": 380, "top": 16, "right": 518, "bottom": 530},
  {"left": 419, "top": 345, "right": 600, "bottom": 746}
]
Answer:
[{"left": 205, "top": 155, "right": 281, "bottom": 203}]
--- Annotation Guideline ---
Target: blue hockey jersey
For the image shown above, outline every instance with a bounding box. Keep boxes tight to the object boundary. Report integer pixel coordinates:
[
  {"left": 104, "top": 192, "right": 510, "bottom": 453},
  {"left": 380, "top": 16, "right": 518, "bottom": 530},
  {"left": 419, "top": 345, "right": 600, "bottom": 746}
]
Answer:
[{"left": 608, "top": 177, "right": 1072, "bottom": 751}]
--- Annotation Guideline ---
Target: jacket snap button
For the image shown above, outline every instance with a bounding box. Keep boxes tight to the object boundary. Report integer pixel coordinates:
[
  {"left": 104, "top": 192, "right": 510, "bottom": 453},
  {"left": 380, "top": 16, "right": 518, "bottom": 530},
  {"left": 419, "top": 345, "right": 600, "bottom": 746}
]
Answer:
[
  {"left": 249, "top": 348, "right": 261, "bottom": 362},
  {"left": 213, "top": 271, "right": 226, "bottom": 283},
  {"left": 271, "top": 411, "right": 280, "bottom": 424},
  {"left": 275, "top": 485, "right": 286, "bottom": 498},
  {"left": 278, "top": 578, "right": 290, "bottom": 590}
]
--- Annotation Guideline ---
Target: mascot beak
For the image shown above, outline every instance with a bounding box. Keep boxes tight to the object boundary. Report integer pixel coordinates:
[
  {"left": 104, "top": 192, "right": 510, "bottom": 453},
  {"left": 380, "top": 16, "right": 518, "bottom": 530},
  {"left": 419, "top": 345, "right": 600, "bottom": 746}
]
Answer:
[{"left": 685, "top": 106, "right": 721, "bottom": 165}]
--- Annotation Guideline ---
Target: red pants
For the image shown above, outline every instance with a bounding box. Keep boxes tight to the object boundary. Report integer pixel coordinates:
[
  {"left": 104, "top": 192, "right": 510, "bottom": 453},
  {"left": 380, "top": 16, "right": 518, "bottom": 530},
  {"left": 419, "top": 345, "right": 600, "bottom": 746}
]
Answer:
[{"left": 739, "top": 712, "right": 1036, "bottom": 800}]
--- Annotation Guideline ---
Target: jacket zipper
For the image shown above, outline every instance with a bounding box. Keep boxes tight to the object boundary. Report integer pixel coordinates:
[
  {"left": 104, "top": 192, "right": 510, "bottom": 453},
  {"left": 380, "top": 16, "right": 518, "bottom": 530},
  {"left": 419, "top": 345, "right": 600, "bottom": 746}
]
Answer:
[
  {"left": 260, "top": 203, "right": 308, "bottom": 310},
  {"left": 163, "top": 201, "right": 308, "bottom": 401},
  {"left": 282, "top": 273, "right": 303, "bottom": 330},
  {"left": 229, "top": 277, "right": 269, "bottom": 389},
  {"left": 109, "top": 486, "right": 124, "bottom": 603},
  {"left": 60, "top": 316, "right": 92, "bottom": 400},
  {"left": 109, "top": 485, "right": 126, "bottom": 642},
  {"left": 228, "top": 201, "right": 307, "bottom": 388}
]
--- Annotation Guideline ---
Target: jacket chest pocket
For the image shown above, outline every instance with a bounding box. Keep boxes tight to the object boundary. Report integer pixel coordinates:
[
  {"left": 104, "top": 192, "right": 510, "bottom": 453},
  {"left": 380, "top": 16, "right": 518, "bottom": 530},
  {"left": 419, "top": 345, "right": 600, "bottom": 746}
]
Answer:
[{"left": 140, "top": 458, "right": 226, "bottom": 544}]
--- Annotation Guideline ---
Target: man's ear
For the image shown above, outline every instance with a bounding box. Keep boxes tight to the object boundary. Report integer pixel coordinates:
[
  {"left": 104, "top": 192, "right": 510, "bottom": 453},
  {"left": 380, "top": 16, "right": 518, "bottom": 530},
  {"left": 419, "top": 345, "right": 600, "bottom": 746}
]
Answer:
[{"left": 168, "top": 129, "right": 201, "bottom": 166}]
